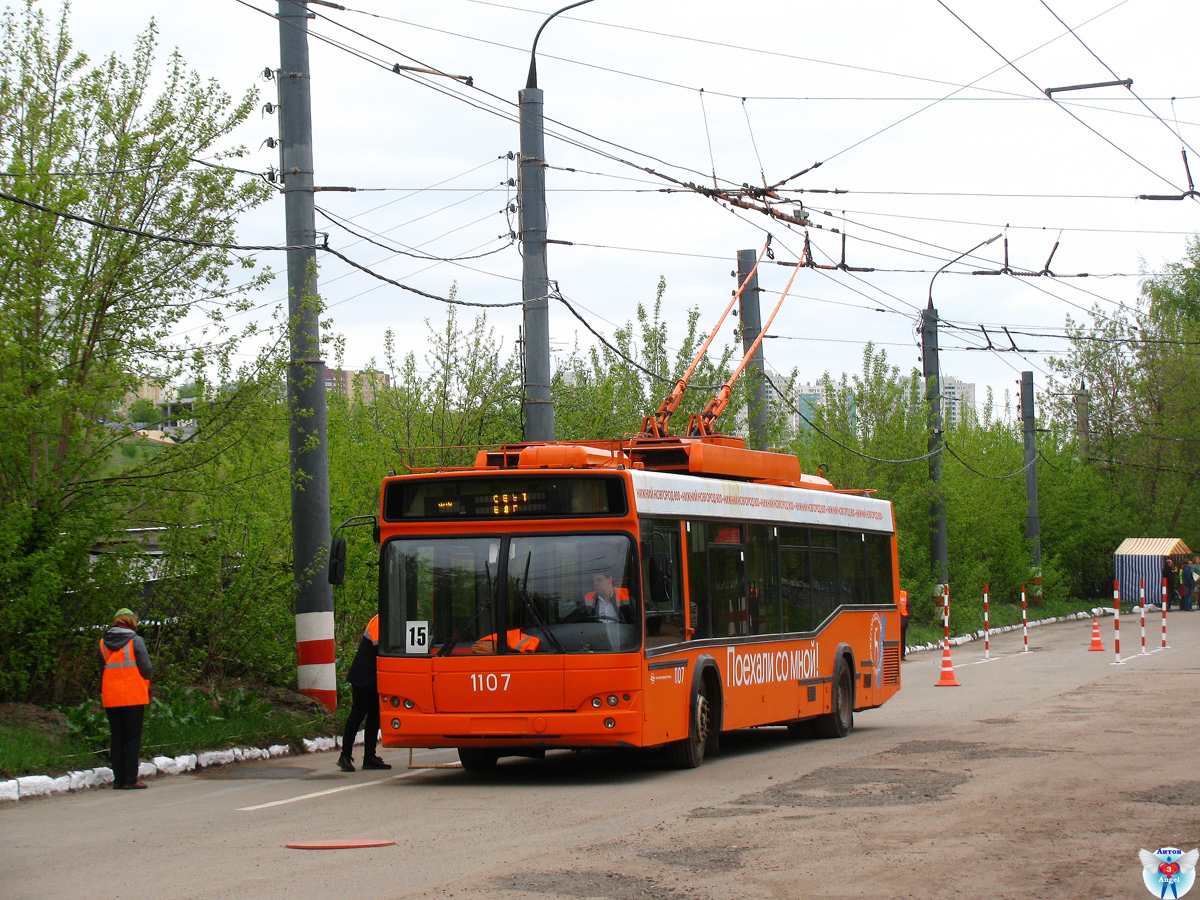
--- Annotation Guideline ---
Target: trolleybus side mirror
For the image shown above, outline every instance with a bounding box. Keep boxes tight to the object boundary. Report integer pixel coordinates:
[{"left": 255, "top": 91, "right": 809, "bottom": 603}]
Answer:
[{"left": 328, "top": 535, "right": 348, "bottom": 586}]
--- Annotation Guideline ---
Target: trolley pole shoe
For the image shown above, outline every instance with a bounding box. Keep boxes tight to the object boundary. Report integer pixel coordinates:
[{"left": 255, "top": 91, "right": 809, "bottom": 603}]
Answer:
[
  {"left": 935, "top": 644, "right": 960, "bottom": 687},
  {"left": 1087, "top": 616, "right": 1105, "bottom": 652}
]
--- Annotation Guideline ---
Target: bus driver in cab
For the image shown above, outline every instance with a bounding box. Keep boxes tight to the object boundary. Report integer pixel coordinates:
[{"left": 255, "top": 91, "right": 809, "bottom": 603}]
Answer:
[{"left": 582, "top": 570, "right": 633, "bottom": 625}]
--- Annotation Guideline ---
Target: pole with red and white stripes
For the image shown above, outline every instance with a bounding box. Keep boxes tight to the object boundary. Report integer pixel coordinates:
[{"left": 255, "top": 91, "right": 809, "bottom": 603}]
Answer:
[
  {"left": 943, "top": 583, "right": 950, "bottom": 650},
  {"left": 983, "top": 584, "right": 990, "bottom": 659},
  {"left": 1139, "top": 578, "right": 1148, "bottom": 655},
  {"left": 1162, "top": 577, "right": 1169, "bottom": 650},
  {"left": 1112, "top": 580, "right": 1124, "bottom": 665},
  {"left": 1021, "top": 585, "right": 1029, "bottom": 652}
]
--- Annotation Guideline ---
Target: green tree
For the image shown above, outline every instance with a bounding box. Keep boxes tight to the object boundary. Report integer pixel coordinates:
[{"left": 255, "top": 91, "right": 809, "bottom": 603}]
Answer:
[
  {"left": 0, "top": 4, "right": 273, "bottom": 700},
  {"left": 1046, "top": 237, "right": 1200, "bottom": 543}
]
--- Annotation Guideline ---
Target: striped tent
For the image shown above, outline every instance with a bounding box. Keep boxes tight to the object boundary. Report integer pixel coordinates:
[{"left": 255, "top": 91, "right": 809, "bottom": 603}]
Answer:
[{"left": 1113, "top": 538, "right": 1191, "bottom": 605}]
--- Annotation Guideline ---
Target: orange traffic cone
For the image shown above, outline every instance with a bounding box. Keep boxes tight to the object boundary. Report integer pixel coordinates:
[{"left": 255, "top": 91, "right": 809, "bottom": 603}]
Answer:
[
  {"left": 1087, "top": 616, "right": 1105, "bottom": 652},
  {"left": 935, "top": 644, "right": 960, "bottom": 687}
]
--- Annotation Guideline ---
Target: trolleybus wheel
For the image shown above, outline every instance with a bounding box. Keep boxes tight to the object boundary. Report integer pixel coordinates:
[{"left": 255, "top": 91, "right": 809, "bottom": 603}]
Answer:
[
  {"left": 667, "top": 681, "right": 710, "bottom": 768},
  {"left": 814, "top": 658, "right": 853, "bottom": 739},
  {"left": 457, "top": 747, "right": 499, "bottom": 771}
]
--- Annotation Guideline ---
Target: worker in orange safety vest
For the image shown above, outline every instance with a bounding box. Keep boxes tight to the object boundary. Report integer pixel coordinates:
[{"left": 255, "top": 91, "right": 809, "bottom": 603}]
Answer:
[
  {"left": 98, "top": 608, "right": 153, "bottom": 790},
  {"left": 898, "top": 590, "right": 910, "bottom": 660},
  {"left": 582, "top": 571, "right": 633, "bottom": 624},
  {"left": 472, "top": 629, "right": 541, "bottom": 654}
]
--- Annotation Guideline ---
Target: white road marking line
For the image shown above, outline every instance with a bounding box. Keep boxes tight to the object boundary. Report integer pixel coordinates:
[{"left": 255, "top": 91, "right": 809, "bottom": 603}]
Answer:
[{"left": 238, "top": 769, "right": 425, "bottom": 811}]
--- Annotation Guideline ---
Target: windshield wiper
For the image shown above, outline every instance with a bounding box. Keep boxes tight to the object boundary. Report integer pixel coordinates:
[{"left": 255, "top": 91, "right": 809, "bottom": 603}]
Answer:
[
  {"left": 437, "top": 558, "right": 496, "bottom": 657},
  {"left": 515, "top": 551, "right": 566, "bottom": 654}
]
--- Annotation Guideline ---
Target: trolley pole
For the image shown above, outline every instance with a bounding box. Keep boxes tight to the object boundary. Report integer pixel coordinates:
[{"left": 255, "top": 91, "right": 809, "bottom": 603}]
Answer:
[
  {"left": 737, "top": 249, "right": 769, "bottom": 450},
  {"left": 278, "top": 0, "right": 335, "bottom": 711}
]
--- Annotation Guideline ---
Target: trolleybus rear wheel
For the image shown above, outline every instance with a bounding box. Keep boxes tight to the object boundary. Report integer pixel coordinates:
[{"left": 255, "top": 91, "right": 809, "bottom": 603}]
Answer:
[
  {"left": 814, "top": 658, "right": 853, "bottom": 739},
  {"left": 667, "top": 682, "right": 710, "bottom": 768},
  {"left": 458, "top": 747, "right": 499, "bottom": 771}
]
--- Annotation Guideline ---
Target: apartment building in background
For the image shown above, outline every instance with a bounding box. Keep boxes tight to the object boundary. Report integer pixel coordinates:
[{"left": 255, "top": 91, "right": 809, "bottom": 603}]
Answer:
[{"left": 324, "top": 368, "right": 391, "bottom": 402}]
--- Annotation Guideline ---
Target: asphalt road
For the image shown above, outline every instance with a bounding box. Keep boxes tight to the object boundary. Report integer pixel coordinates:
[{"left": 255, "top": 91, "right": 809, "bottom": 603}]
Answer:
[{"left": 4, "top": 610, "right": 1197, "bottom": 900}]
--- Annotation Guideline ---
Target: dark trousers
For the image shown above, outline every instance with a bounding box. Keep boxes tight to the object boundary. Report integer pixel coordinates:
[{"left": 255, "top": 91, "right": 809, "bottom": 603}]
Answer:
[
  {"left": 106, "top": 704, "right": 145, "bottom": 786},
  {"left": 340, "top": 684, "right": 379, "bottom": 760},
  {"left": 900, "top": 615, "right": 909, "bottom": 658}
]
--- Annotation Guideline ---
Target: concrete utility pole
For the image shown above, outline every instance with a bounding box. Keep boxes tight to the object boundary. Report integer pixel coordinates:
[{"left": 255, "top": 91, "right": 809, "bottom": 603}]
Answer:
[
  {"left": 1022, "top": 371, "right": 1043, "bottom": 600},
  {"left": 1074, "top": 377, "right": 1091, "bottom": 463},
  {"left": 518, "top": 83, "right": 553, "bottom": 442},
  {"left": 518, "top": 4, "right": 590, "bottom": 442},
  {"left": 278, "top": 0, "right": 335, "bottom": 712},
  {"left": 923, "top": 233, "right": 1000, "bottom": 596},
  {"left": 736, "top": 249, "right": 769, "bottom": 450},
  {"left": 920, "top": 302, "right": 947, "bottom": 592}
]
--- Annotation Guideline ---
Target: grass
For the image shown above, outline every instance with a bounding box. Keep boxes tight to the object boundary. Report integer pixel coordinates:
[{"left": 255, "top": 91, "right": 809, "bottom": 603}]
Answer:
[
  {"left": 0, "top": 722, "right": 93, "bottom": 779},
  {"left": 0, "top": 686, "right": 338, "bottom": 779}
]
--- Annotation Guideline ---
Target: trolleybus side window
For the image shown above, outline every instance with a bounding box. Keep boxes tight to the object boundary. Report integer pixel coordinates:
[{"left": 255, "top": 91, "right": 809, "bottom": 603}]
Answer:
[
  {"left": 839, "top": 531, "right": 865, "bottom": 607},
  {"left": 707, "top": 522, "right": 747, "bottom": 638},
  {"left": 810, "top": 536, "right": 839, "bottom": 627},
  {"left": 865, "top": 532, "right": 895, "bottom": 604},
  {"left": 746, "top": 524, "right": 780, "bottom": 635},
  {"left": 640, "top": 519, "right": 684, "bottom": 648},
  {"left": 686, "top": 520, "right": 710, "bottom": 640},
  {"left": 779, "top": 528, "right": 812, "bottom": 633}
]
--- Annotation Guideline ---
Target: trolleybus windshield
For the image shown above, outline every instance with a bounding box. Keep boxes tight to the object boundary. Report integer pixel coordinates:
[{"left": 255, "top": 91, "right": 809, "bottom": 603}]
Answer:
[{"left": 381, "top": 533, "right": 639, "bottom": 656}]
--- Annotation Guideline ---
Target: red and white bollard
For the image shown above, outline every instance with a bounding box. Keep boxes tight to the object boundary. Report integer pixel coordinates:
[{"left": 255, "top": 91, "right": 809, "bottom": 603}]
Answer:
[
  {"left": 1162, "top": 577, "right": 1169, "bottom": 650},
  {"left": 943, "top": 584, "right": 950, "bottom": 646},
  {"left": 1139, "top": 578, "right": 1148, "bottom": 655},
  {"left": 1112, "top": 580, "right": 1124, "bottom": 665},
  {"left": 1021, "top": 585, "right": 1029, "bottom": 653},
  {"left": 983, "top": 584, "right": 990, "bottom": 660}
]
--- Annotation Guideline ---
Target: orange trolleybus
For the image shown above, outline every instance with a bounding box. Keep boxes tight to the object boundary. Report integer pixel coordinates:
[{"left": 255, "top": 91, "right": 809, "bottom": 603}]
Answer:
[
  {"left": 335, "top": 241, "right": 901, "bottom": 770},
  {"left": 365, "top": 436, "right": 901, "bottom": 770}
]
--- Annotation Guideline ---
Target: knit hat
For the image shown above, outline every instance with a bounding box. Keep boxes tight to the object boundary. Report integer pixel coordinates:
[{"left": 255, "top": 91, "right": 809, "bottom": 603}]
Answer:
[{"left": 113, "top": 608, "right": 138, "bottom": 628}]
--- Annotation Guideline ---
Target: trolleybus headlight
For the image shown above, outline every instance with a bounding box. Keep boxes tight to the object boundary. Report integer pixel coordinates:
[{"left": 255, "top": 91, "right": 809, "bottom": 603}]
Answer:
[
  {"left": 391, "top": 718, "right": 401, "bottom": 730},
  {"left": 606, "top": 695, "right": 618, "bottom": 707},
  {"left": 604, "top": 718, "right": 615, "bottom": 729},
  {"left": 389, "top": 696, "right": 401, "bottom": 707},
  {"left": 591, "top": 697, "right": 602, "bottom": 708},
  {"left": 404, "top": 698, "right": 415, "bottom": 709}
]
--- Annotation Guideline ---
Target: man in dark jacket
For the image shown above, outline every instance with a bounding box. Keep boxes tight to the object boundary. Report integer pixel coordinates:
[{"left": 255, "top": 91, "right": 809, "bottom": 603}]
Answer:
[
  {"left": 99, "top": 608, "right": 153, "bottom": 790},
  {"left": 1164, "top": 558, "right": 1179, "bottom": 611},
  {"left": 337, "top": 614, "right": 391, "bottom": 772}
]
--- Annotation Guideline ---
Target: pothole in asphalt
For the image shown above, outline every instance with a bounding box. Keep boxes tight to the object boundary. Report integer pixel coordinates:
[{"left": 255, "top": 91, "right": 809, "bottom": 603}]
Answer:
[
  {"left": 1127, "top": 782, "right": 1200, "bottom": 806},
  {"left": 883, "top": 739, "right": 1048, "bottom": 760},
  {"left": 686, "top": 807, "right": 766, "bottom": 818},
  {"left": 735, "top": 766, "right": 969, "bottom": 808},
  {"left": 978, "top": 717, "right": 1018, "bottom": 725},
  {"left": 198, "top": 765, "right": 315, "bottom": 779},
  {"left": 641, "top": 846, "right": 747, "bottom": 871},
  {"left": 494, "top": 871, "right": 686, "bottom": 900}
]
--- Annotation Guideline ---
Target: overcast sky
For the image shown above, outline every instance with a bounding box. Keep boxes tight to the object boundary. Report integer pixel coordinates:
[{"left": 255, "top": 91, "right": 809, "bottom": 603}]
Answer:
[{"left": 65, "top": 0, "right": 1200, "bottom": 420}]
